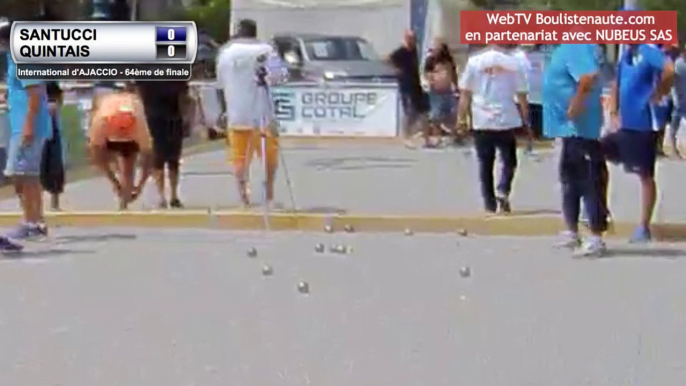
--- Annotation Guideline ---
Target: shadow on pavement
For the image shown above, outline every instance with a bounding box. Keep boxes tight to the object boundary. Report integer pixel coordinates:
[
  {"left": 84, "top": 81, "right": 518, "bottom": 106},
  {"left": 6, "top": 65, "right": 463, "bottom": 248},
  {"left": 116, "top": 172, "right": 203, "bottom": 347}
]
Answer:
[
  {"left": 181, "top": 170, "right": 234, "bottom": 177},
  {"left": 2, "top": 248, "right": 96, "bottom": 259},
  {"left": 306, "top": 156, "right": 416, "bottom": 171},
  {"left": 602, "top": 247, "right": 686, "bottom": 259},
  {"left": 297, "top": 206, "right": 347, "bottom": 214},
  {"left": 55, "top": 233, "right": 137, "bottom": 244}
]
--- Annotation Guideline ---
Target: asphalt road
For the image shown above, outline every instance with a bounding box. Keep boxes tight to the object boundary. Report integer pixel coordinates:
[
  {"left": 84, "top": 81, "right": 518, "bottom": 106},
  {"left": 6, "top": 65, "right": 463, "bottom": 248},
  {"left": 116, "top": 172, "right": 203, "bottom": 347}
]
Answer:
[
  {"left": 1, "top": 227, "right": 686, "bottom": 385},
  {"left": 1, "top": 142, "right": 685, "bottom": 224}
]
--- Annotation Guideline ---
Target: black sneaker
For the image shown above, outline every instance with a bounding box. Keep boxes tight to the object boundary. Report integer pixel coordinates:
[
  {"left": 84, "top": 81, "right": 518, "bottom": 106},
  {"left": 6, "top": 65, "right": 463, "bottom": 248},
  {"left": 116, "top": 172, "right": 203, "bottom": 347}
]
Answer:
[
  {"left": 170, "top": 199, "right": 184, "bottom": 209},
  {"left": 496, "top": 195, "right": 511, "bottom": 214}
]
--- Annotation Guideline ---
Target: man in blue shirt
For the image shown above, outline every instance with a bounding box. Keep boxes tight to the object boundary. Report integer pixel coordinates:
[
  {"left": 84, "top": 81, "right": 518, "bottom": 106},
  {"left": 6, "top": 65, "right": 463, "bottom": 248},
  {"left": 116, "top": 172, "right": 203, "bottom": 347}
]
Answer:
[
  {"left": 602, "top": 44, "right": 675, "bottom": 242},
  {"left": 543, "top": 43, "right": 607, "bottom": 256},
  {"left": 1, "top": 20, "right": 52, "bottom": 242},
  {"left": 670, "top": 44, "right": 686, "bottom": 157}
]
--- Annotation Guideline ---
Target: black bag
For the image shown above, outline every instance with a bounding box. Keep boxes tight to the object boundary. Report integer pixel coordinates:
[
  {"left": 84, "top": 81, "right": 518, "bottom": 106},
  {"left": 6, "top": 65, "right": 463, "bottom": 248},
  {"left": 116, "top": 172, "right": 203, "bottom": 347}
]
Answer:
[{"left": 40, "top": 113, "right": 65, "bottom": 195}]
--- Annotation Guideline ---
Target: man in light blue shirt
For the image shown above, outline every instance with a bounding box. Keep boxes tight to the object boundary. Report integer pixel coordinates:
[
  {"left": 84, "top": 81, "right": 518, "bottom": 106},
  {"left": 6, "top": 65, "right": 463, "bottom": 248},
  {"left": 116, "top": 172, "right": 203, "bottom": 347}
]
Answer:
[
  {"left": 1, "top": 20, "right": 52, "bottom": 242},
  {"left": 543, "top": 43, "right": 607, "bottom": 256}
]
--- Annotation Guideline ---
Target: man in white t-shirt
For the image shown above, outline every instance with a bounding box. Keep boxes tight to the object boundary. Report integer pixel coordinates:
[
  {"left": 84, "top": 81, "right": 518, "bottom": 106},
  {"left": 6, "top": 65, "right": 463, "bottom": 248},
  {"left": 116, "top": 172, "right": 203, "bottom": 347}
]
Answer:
[
  {"left": 457, "top": 45, "right": 529, "bottom": 214},
  {"left": 216, "top": 19, "right": 288, "bottom": 207}
]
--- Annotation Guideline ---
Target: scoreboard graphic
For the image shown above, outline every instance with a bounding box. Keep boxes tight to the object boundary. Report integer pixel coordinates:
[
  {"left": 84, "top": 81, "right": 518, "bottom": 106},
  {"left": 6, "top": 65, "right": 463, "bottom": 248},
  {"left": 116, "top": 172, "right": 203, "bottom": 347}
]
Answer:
[{"left": 10, "top": 21, "right": 198, "bottom": 81}]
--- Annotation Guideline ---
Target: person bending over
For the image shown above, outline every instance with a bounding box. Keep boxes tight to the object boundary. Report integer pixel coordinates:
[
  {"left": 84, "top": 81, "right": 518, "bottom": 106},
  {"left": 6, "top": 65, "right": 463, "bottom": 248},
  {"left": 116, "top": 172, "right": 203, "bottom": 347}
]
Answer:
[{"left": 88, "top": 84, "right": 153, "bottom": 210}]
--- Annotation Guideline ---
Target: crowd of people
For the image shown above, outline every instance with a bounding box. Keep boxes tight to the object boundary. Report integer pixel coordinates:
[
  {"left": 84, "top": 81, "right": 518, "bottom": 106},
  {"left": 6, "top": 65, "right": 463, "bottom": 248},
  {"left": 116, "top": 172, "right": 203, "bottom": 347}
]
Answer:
[
  {"left": 1, "top": 7, "right": 685, "bottom": 258},
  {"left": 0, "top": 17, "right": 193, "bottom": 252},
  {"left": 399, "top": 37, "right": 684, "bottom": 257}
]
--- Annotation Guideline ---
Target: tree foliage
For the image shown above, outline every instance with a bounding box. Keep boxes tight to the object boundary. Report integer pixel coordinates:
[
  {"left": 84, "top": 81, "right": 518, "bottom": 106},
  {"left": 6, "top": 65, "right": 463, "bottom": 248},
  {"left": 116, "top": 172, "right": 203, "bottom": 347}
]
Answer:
[{"left": 162, "top": 0, "right": 231, "bottom": 43}]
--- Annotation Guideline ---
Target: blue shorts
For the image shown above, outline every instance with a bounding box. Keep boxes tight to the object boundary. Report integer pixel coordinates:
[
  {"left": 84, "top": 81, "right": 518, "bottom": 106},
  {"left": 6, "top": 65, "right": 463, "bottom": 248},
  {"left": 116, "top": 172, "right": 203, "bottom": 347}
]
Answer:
[
  {"left": 4, "top": 135, "right": 47, "bottom": 177},
  {"left": 428, "top": 92, "right": 456, "bottom": 123},
  {"left": 601, "top": 129, "right": 657, "bottom": 178}
]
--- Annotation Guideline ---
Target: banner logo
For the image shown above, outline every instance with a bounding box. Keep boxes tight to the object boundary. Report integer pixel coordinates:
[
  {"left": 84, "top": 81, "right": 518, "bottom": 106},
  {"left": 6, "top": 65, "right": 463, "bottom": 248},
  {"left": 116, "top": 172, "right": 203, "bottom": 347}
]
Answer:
[{"left": 272, "top": 89, "right": 296, "bottom": 121}]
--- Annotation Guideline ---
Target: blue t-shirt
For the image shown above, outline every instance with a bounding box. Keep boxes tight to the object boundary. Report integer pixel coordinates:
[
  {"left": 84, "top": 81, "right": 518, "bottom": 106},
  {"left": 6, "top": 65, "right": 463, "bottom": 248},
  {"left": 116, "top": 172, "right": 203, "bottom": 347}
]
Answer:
[
  {"left": 5, "top": 53, "right": 51, "bottom": 140},
  {"left": 542, "top": 44, "right": 603, "bottom": 140},
  {"left": 617, "top": 44, "right": 665, "bottom": 131}
]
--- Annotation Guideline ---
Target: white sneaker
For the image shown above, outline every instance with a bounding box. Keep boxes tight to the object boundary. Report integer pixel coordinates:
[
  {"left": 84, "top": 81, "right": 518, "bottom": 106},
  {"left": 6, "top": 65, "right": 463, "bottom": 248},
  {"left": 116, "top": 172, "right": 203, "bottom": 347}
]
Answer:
[
  {"left": 573, "top": 236, "right": 607, "bottom": 258},
  {"left": 555, "top": 231, "right": 581, "bottom": 249}
]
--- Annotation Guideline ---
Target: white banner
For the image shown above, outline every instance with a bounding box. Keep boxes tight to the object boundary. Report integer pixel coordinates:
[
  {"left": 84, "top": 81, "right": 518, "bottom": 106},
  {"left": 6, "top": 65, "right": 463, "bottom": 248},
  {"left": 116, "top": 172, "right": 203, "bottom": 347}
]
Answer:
[{"left": 271, "top": 84, "right": 399, "bottom": 137}]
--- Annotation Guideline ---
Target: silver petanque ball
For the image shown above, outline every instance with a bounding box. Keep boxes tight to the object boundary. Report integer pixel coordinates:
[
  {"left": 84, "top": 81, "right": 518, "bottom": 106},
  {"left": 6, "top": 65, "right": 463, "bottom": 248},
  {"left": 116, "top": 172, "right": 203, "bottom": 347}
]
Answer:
[
  {"left": 315, "top": 243, "right": 325, "bottom": 253},
  {"left": 329, "top": 244, "right": 345, "bottom": 254},
  {"left": 459, "top": 266, "right": 471, "bottom": 278},
  {"left": 324, "top": 225, "right": 334, "bottom": 233},
  {"left": 457, "top": 228, "right": 468, "bottom": 237},
  {"left": 262, "top": 265, "right": 273, "bottom": 276},
  {"left": 344, "top": 224, "right": 354, "bottom": 233},
  {"left": 247, "top": 247, "right": 258, "bottom": 258},
  {"left": 404, "top": 228, "right": 413, "bottom": 236},
  {"left": 297, "top": 281, "right": 310, "bottom": 294}
]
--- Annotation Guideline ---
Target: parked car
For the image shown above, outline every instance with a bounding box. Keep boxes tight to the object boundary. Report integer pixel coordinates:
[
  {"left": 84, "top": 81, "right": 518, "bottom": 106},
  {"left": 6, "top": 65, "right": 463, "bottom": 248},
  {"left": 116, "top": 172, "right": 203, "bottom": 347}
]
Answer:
[
  {"left": 192, "top": 31, "right": 220, "bottom": 79},
  {"left": 271, "top": 33, "right": 396, "bottom": 83}
]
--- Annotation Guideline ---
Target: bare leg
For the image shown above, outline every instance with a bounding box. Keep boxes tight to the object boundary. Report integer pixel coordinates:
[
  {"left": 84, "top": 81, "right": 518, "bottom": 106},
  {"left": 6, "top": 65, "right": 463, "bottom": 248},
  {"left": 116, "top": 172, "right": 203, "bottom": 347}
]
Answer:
[
  {"left": 153, "top": 166, "right": 167, "bottom": 207},
  {"left": 18, "top": 176, "right": 43, "bottom": 224},
  {"left": 640, "top": 175, "right": 656, "bottom": 229},
  {"left": 50, "top": 194, "right": 60, "bottom": 211},
  {"left": 118, "top": 154, "right": 136, "bottom": 210},
  {"left": 169, "top": 163, "right": 180, "bottom": 203}
]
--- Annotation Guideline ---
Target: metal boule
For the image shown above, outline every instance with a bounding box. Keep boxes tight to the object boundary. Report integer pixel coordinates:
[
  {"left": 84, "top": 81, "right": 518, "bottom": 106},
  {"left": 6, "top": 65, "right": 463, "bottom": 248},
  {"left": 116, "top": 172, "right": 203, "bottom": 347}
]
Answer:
[
  {"left": 262, "top": 265, "right": 273, "bottom": 276},
  {"left": 297, "top": 281, "right": 309, "bottom": 294},
  {"left": 324, "top": 225, "right": 334, "bottom": 233},
  {"left": 345, "top": 245, "right": 353, "bottom": 253},
  {"left": 457, "top": 228, "right": 468, "bottom": 237},
  {"left": 329, "top": 244, "right": 345, "bottom": 254},
  {"left": 247, "top": 247, "right": 257, "bottom": 258},
  {"left": 459, "top": 266, "right": 471, "bottom": 278},
  {"left": 344, "top": 224, "right": 354, "bottom": 233},
  {"left": 404, "top": 228, "right": 413, "bottom": 236},
  {"left": 315, "top": 243, "right": 325, "bottom": 253},
  {"left": 336, "top": 245, "right": 347, "bottom": 254}
]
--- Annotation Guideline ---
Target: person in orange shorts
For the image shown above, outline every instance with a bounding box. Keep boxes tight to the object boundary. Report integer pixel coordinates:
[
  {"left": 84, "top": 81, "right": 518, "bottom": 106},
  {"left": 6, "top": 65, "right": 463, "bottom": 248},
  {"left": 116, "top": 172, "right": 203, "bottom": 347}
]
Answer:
[
  {"left": 216, "top": 19, "right": 288, "bottom": 207},
  {"left": 88, "top": 83, "right": 153, "bottom": 210}
]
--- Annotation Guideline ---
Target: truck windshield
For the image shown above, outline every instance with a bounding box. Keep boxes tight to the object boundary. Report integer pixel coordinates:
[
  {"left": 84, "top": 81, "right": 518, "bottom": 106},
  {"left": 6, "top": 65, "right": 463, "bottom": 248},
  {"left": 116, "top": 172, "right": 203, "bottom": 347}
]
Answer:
[{"left": 304, "top": 38, "right": 379, "bottom": 61}]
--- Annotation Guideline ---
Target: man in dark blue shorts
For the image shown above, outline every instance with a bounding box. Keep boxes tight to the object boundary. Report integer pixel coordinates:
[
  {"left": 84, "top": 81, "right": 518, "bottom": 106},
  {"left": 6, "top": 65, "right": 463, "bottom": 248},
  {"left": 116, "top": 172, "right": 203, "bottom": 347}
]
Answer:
[
  {"left": 602, "top": 44, "right": 675, "bottom": 242},
  {"left": 544, "top": 43, "right": 607, "bottom": 256}
]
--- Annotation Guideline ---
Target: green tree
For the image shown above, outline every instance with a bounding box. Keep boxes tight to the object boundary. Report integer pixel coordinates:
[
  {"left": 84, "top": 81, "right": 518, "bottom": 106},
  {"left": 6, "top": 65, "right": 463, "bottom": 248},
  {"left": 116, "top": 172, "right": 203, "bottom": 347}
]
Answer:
[
  {"left": 640, "top": 0, "right": 686, "bottom": 41},
  {"left": 160, "top": 0, "right": 231, "bottom": 43}
]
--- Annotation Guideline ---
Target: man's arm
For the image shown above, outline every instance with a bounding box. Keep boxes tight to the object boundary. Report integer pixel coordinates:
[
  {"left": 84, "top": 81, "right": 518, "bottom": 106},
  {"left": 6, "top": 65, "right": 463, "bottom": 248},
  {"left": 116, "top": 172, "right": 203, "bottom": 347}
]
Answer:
[
  {"left": 656, "top": 59, "right": 675, "bottom": 100},
  {"left": 457, "top": 60, "right": 474, "bottom": 127},
  {"left": 515, "top": 60, "right": 530, "bottom": 128},
  {"left": 565, "top": 45, "right": 600, "bottom": 119},
  {"left": 23, "top": 83, "right": 44, "bottom": 143}
]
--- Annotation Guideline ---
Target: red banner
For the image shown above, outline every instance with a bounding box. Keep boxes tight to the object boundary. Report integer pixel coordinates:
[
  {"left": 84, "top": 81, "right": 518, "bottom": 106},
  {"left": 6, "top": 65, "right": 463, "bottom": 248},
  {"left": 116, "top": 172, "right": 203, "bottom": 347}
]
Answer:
[{"left": 459, "top": 11, "right": 677, "bottom": 44}]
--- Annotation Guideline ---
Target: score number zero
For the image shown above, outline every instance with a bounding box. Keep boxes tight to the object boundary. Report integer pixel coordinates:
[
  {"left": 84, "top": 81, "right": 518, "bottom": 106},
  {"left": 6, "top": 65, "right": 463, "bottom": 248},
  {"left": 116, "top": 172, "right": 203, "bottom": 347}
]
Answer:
[{"left": 155, "top": 26, "right": 187, "bottom": 60}]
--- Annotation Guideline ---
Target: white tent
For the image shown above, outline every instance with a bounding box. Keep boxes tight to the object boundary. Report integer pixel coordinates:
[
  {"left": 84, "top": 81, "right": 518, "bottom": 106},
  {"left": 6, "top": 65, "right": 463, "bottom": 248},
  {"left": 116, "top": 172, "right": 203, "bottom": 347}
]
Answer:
[{"left": 231, "top": 0, "right": 410, "bottom": 56}]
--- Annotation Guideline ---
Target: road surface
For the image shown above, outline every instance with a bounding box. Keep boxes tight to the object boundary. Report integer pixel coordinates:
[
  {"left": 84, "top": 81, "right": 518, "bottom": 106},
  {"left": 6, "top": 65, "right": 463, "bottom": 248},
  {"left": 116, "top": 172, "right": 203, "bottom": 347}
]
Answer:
[
  {"left": 1, "top": 142, "right": 685, "bottom": 224},
  {"left": 0, "top": 227, "right": 686, "bottom": 385}
]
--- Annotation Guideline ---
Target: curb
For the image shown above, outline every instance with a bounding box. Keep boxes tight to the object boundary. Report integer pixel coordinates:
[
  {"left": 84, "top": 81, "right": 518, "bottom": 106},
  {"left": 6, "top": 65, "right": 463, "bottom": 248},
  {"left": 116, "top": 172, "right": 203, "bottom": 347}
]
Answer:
[{"left": 1, "top": 211, "right": 685, "bottom": 241}]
